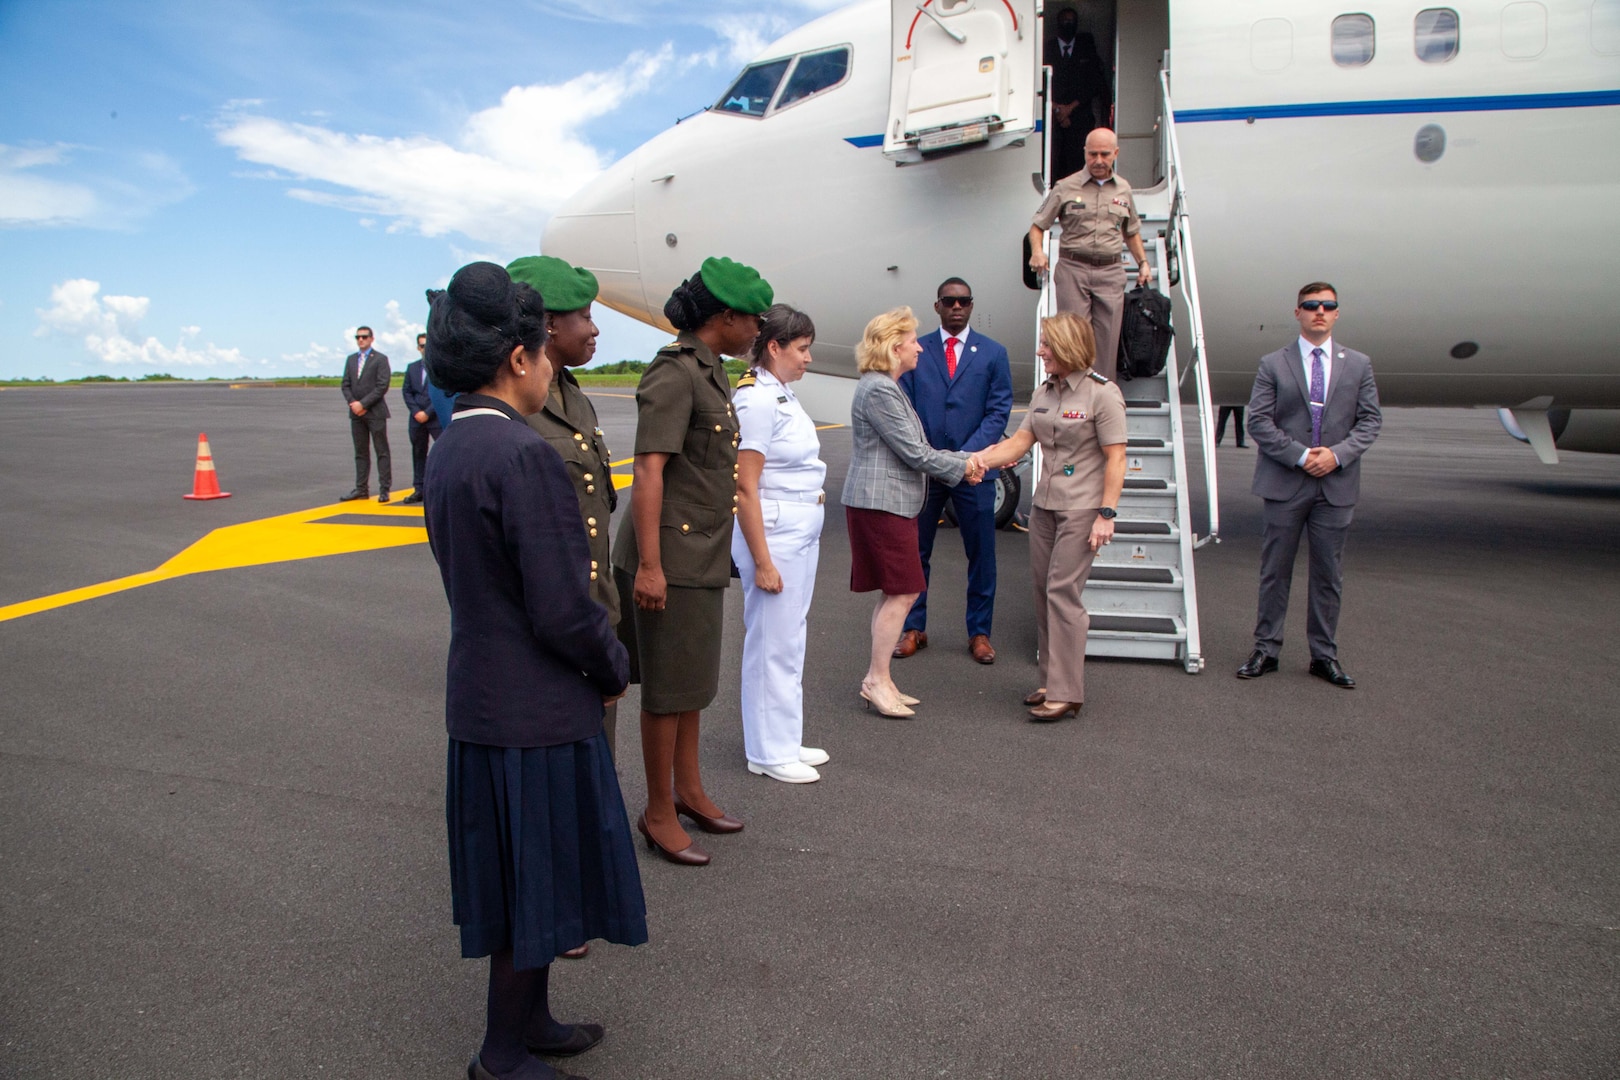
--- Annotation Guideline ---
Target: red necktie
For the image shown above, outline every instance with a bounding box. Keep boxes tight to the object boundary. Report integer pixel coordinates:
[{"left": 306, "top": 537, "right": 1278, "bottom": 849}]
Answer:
[{"left": 945, "top": 337, "right": 959, "bottom": 379}]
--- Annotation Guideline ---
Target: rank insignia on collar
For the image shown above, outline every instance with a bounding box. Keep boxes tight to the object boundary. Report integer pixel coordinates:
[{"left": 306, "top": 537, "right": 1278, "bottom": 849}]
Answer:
[{"left": 777, "top": 395, "right": 788, "bottom": 403}]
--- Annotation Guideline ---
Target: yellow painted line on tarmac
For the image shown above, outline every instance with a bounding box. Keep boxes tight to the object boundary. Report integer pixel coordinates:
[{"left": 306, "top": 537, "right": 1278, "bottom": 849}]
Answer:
[{"left": 0, "top": 497, "right": 428, "bottom": 624}]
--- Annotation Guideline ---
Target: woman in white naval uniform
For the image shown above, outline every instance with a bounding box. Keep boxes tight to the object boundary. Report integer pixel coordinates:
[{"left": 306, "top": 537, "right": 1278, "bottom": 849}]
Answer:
[{"left": 731, "top": 305, "right": 829, "bottom": 784}]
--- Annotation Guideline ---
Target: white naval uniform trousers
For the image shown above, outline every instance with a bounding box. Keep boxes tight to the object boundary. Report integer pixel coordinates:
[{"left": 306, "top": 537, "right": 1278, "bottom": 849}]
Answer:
[{"left": 731, "top": 368, "right": 827, "bottom": 767}]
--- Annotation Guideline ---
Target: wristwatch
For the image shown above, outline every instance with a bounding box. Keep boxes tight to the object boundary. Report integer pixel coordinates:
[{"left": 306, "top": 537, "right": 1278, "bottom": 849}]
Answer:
[{"left": 1098, "top": 506, "right": 1117, "bottom": 520}]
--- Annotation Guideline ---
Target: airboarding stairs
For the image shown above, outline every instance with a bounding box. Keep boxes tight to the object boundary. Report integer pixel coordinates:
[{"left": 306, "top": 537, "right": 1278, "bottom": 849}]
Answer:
[{"left": 1030, "top": 68, "right": 1219, "bottom": 674}]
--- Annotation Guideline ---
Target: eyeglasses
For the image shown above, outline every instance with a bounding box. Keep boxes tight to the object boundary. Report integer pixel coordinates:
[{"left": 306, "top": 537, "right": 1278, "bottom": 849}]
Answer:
[
  {"left": 938, "top": 296, "right": 974, "bottom": 308},
  {"left": 1298, "top": 300, "right": 1339, "bottom": 312},
  {"left": 356, "top": 334, "right": 373, "bottom": 340}
]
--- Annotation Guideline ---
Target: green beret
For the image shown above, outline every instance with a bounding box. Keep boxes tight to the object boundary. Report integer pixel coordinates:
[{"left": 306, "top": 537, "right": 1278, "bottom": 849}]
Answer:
[
  {"left": 506, "top": 255, "right": 598, "bottom": 313},
  {"left": 699, "top": 256, "right": 773, "bottom": 315}
]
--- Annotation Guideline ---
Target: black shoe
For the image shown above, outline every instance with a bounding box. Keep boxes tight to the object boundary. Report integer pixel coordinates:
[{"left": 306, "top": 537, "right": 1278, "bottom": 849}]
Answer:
[
  {"left": 528, "top": 1022, "right": 604, "bottom": 1058},
  {"left": 339, "top": 488, "right": 368, "bottom": 501},
  {"left": 1235, "top": 651, "right": 1278, "bottom": 679},
  {"left": 401, "top": 492, "right": 424, "bottom": 505},
  {"left": 1236, "top": 441, "right": 1248, "bottom": 448},
  {"left": 1309, "top": 657, "right": 1355, "bottom": 688},
  {"left": 377, "top": 491, "right": 390, "bottom": 504}
]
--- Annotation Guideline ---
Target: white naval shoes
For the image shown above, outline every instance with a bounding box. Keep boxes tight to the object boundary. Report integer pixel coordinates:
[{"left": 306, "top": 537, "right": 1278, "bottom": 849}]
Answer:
[
  {"left": 798, "top": 746, "right": 830, "bottom": 767},
  {"left": 748, "top": 760, "right": 821, "bottom": 784}
]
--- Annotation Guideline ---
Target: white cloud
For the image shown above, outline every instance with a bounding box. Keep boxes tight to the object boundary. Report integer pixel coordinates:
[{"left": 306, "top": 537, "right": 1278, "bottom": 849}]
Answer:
[
  {"left": 35, "top": 279, "right": 255, "bottom": 369},
  {"left": 280, "top": 300, "right": 426, "bottom": 373},
  {"left": 0, "top": 143, "right": 193, "bottom": 229},
  {"left": 215, "top": 47, "right": 674, "bottom": 250}
]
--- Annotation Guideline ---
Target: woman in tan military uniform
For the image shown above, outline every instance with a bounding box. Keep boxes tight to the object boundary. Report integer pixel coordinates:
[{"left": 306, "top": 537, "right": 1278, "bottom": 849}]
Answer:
[
  {"left": 611, "top": 257, "right": 774, "bottom": 866},
  {"left": 972, "top": 312, "right": 1127, "bottom": 721}
]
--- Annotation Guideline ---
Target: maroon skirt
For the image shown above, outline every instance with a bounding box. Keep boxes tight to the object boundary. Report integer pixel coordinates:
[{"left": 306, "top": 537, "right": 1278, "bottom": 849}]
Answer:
[{"left": 846, "top": 506, "right": 926, "bottom": 595}]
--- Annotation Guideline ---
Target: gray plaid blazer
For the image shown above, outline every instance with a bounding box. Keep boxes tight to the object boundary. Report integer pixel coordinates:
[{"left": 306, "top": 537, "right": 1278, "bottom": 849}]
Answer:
[{"left": 840, "top": 372, "right": 970, "bottom": 517}]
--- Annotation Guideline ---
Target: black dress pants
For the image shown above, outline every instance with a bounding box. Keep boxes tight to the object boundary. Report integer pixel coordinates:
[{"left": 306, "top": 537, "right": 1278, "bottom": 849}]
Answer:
[
  {"left": 350, "top": 413, "right": 391, "bottom": 494},
  {"left": 408, "top": 420, "right": 440, "bottom": 493}
]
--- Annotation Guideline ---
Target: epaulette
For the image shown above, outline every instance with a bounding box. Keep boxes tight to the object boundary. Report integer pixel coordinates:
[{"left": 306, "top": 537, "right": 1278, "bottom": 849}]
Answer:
[
  {"left": 661, "top": 340, "right": 681, "bottom": 351},
  {"left": 735, "top": 370, "right": 758, "bottom": 388},
  {"left": 1088, "top": 370, "right": 1110, "bottom": 383}
]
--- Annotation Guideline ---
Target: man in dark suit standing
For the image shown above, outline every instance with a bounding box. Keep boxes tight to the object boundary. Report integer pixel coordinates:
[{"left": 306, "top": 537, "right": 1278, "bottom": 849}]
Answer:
[
  {"left": 340, "top": 326, "right": 392, "bottom": 502},
  {"left": 895, "top": 277, "right": 1014, "bottom": 664},
  {"left": 400, "top": 332, "right": 440, "bottom": 506},
  {"left": 1237, "top": 283, "right": 1382, "bottom": 688},
  {"left": 1044, "top": 7, "right": 1108, "bottom": 182}
]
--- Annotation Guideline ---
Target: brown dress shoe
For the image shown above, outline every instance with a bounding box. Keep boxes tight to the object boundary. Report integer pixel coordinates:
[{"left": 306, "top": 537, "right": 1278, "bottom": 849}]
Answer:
[
  {"left": 969, "top": 634, "right": 996, "bottom": 664},
  {"left": 893, "top": 629, "right": 928, "bottom": 658}
]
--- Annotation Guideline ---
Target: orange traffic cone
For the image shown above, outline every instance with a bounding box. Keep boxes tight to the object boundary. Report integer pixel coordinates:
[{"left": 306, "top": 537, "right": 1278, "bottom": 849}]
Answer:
[{"left": 183, "top": 433, "right": 231, "bottom": 500}]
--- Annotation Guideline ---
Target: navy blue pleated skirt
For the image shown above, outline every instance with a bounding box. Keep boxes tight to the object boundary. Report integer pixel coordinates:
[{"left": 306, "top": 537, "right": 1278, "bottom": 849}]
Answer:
[{"left": 447, "top": 734, "right": 648, "bottom": 971}]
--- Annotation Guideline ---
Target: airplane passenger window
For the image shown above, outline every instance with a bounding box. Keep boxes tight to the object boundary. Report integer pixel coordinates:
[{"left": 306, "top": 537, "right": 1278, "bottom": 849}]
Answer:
[
  {"left": 775, "top": 47, "right": 851, "bottom": 110},
  {"left": 1331, "top": 13, "right": 1377, "bottom": 65},
  {"left": 1415, "top": 8, "right": 1460, "bottom": 62},
  {"left": 715, "top": 58, "right": 792, "bottom": 117},
  {"left": 1595, "top": 0, "right": 1620, "bottom": 55},
  {"left": 1500, "top": 2, "right": 1548, "bottom": 58}
]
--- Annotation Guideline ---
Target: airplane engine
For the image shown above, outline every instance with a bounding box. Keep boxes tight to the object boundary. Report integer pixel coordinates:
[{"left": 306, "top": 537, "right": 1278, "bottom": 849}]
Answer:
[{"left": 1498, "top": 408, "right": 1620, "bottom": 458}]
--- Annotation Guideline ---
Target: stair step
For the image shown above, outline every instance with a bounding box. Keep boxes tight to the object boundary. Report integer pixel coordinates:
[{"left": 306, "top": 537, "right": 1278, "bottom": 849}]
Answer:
[
  {"left": 1126, "top": 437, "right": 1166, "bottom": 448},
  {"left": 1123, "top": 399, "right": 1167, "bottom": 410},
  {"left": 1090, "top": 613, "right": 1185, "bottom": 637},
  {"left": 1090, "top": 565, "right": 1176, "bottom": 585},
  {"left": 1114, "top": 519, "right": 1173, "bottom": 536},
  {"left": 1123, "top": 477, "right": 1169, "bottom": 490}
]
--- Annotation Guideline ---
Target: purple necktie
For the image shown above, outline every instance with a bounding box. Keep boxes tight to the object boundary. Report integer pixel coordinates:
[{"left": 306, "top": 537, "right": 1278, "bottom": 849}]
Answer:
[{"left": 1309, "top": 347, "right": 1326, "bottom": 447}]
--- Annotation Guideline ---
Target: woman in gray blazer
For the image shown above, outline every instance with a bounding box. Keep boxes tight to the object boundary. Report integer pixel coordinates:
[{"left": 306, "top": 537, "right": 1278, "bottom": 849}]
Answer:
[{"left": 842, "top": 307, "right": 982, "bottom": 717}]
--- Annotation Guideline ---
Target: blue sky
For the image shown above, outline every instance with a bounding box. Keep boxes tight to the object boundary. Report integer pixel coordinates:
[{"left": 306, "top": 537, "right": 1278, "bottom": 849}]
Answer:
[{"left": 0, "top": 0, "right": 844, "bottom": 379}]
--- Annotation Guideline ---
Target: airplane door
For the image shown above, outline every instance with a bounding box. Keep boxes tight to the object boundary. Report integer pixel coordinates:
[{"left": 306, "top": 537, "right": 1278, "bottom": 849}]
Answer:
[{"left": 883, "top": 0, "right": 1038, "bottom": 163}]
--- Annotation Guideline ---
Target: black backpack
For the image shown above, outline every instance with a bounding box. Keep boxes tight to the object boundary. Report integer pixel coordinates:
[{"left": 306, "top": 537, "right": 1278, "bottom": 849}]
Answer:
[{"left": 1116, "top": 286, "right": 1174, "bottom": 380}]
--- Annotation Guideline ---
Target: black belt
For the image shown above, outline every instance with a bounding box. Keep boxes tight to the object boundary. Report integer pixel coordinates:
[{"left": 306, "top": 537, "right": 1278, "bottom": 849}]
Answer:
[{"left": 1060, "top": 251, "right": 1122, "bottom": 267}]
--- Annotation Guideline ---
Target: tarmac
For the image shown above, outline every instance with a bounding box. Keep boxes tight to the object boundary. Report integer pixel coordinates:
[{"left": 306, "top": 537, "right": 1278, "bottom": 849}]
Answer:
[{"left": 1, "top": 385, "right": 1617, "bottom": 1079}]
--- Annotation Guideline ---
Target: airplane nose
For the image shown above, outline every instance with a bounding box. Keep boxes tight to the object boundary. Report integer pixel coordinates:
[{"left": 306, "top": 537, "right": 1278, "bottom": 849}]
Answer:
[{"left": 543, "top": 153, "right": 649, "bottom": 323}]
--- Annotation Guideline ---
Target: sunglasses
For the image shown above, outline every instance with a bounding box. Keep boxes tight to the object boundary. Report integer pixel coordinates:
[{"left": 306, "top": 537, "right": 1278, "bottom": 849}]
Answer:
[
  {"left": 356, "top": 334, "right": 373, "bottom": 340},
  {"left": 938, "top": 296, "right": 974, "bottom": 308},
  {"left": 1298, "top": 301, "right": 1339, "bottom": 312}
]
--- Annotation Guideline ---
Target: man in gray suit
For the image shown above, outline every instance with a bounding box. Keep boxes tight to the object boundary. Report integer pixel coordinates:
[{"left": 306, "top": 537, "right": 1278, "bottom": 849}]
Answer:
[
  {"left": 340, "top": 326, "right": 392, "bottom": 503},
  {"left": 1236, "top": 283, "right": 1381, "bottom": 688}
]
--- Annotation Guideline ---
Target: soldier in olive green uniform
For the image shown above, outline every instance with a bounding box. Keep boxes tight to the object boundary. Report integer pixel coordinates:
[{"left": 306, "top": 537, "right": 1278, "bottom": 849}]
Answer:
[
  {"left": 1027, "top": 127, "right": 1154, "bottom": 383},
  {"left": 971, "top": 313, "right": 1127, "bottom": 722},
  {"left": 506, "top": 256, "right": 620, "bottom": 759},
  {"left": 612, "top": 256, "right": 775, "bottom": 867}
]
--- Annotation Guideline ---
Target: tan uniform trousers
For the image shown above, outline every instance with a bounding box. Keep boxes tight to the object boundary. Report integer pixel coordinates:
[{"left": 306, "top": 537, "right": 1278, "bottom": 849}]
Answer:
[
  {"left": 1053, "top": 258, "right": 1126, "bottom": 383},
  {"left": 1029, "top": 505, "right": 1100, "bottom": 704}
]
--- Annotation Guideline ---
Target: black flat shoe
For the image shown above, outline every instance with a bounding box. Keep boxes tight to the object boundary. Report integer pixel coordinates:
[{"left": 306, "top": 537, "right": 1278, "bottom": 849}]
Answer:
[
  {"left": 1309, "top": 657, "right": 1356, "bottom": 688},
  {"left": 1236, "top": 651, "right": 1279, "bottom": 679},
  {"left": 673, "top": 795, "right": 744, "bottom": 834},
  {"left": 529, "top": 1022, "right": 604, "bottom": 1058},
  {"left": 339, "top": 488, "right": 368, "bottom": 501}
]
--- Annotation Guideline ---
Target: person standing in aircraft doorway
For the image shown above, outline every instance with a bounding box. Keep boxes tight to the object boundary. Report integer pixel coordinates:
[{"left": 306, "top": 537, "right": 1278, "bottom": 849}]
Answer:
[
  {"left": 893, "top": 278, "right": 1013, "bottom": 666},
  {"left": 1028, "top": 128, "right": 1152, "bottom": 382},
  {"left": 1044, "top": 6, "right": 1109, "bottom": 181}
]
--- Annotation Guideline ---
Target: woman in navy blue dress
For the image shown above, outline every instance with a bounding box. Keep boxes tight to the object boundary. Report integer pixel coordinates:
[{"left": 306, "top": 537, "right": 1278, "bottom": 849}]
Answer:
[{"left": 423, "top": 261, "right": 647, "bottom": 1080}]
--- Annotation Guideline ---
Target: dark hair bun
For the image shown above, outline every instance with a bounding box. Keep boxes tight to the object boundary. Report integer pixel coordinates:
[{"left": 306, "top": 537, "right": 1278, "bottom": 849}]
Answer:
[
  {"left": 663, "top": 272, "right": 726, "bottom": 332},
  {"left": 424, "top": 262, "right": 547, "bottom": 394}
]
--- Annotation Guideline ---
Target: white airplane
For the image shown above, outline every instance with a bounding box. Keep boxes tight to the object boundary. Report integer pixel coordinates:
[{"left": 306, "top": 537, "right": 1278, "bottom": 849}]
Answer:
[{"left": 545, "top": 0, "right": 1620, "bottom": 463}]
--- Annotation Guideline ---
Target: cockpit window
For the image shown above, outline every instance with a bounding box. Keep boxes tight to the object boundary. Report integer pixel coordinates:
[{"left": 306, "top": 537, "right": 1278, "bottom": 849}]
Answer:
[
  {"left": 776, "top": 47, "right": 851, "bottom": 109},
  {"left": 715, "top": 58, "right": 791, "bottom": 117}
]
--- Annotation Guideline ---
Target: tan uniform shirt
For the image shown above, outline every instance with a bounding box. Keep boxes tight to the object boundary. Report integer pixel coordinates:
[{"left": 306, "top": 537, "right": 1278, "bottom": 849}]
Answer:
[
  {"left": 527, "top": 368, "right": 618, "bottom": 623},
  {"left": 1032, "top": 172, "right": 1142, "bottom": 261},
  {"left": 1019, "top": 369, "right": 1128, "bottom": 510},
  {"left": 611, "top": 331, "right": 740, "bottom": 589}
]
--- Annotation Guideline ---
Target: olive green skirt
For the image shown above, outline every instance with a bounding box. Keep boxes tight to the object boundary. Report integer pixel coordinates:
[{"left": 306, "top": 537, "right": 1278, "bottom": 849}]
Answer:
[{"left": 615, "top": 569, "right": 726, "bottom": 714}]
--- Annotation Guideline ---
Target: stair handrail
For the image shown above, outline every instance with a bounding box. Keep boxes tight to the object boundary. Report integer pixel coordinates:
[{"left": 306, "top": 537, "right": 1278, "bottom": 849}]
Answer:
[{"left": 1158, "top": 67, "right": 1220, "bottom": 547}]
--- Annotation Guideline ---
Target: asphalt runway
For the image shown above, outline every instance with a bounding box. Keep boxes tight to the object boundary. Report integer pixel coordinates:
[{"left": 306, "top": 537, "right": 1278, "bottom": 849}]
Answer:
[{"left": 1, "top": 385, "right": 1617, "bottom": 1079}]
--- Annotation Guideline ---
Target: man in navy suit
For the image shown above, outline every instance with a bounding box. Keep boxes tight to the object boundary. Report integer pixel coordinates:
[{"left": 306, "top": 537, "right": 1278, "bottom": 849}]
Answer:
[
  {"left": 1236, "top": 282, "right": 1382, "bottom": 688},
  {"left": 895, "top": 278, "right": 1014, "bottom": 664},
  {"left": 400, "top": 333, "right": 441, "bottom": 505}
]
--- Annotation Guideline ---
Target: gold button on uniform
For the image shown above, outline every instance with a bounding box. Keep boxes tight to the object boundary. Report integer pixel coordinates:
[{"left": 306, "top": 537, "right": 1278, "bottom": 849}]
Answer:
[
  {"left": 582, "top": 473, "right": 593, "bottom": 481},
  {"left": 574, "top": 433, "right": 584, "bottom": 441},
  {"left": 589, "top": 528, "right": 598, "bottom": 537},
  {"left": 586, "top": 485, "right": 595, "bottom": 494},
  {"left": 714, "top": 424, "right": 723, "bottom": 432},
  {"left": 681, "top": 523, "right": 691, "bottom": 533},
  {"left": 591, "top": 560, "right": 599, "bottom": 569},
  {"left": 586, "top": 517, "right": 597, "bottom": 526},
  {"left": 590, "top": 571, "right": 598, "bottom": 580}
]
